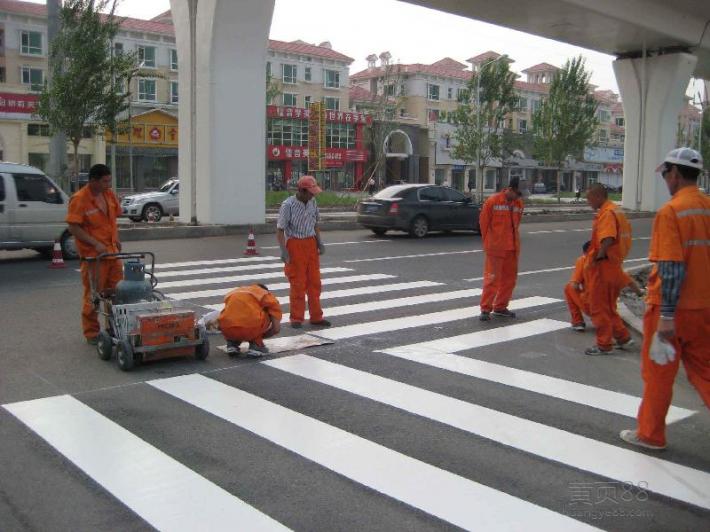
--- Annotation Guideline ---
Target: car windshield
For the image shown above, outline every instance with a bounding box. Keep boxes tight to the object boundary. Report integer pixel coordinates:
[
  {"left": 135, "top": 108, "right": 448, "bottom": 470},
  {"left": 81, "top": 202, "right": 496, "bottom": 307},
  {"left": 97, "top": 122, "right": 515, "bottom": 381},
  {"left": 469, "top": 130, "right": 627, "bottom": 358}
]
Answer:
[
  {"left": 373, "top": 185, "right": 415, "bottom": 199},
  {"left": 159, "top": 180, "right": 176, "bottom": 192}
]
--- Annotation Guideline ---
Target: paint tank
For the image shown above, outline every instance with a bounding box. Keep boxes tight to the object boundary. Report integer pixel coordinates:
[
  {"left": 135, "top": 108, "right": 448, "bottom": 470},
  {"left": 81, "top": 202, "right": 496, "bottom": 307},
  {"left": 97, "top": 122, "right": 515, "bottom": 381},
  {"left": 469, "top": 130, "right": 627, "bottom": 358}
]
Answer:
[{"left": 115, "top": 259, "right": 152, "bottom": 304}]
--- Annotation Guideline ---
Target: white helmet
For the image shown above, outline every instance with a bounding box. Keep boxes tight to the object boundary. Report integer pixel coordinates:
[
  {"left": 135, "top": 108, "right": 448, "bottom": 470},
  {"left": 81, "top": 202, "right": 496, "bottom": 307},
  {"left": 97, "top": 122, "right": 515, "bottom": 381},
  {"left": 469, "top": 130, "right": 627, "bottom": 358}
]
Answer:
[{"left": 656, "top": 147, "right": 703, "bottom": 172}]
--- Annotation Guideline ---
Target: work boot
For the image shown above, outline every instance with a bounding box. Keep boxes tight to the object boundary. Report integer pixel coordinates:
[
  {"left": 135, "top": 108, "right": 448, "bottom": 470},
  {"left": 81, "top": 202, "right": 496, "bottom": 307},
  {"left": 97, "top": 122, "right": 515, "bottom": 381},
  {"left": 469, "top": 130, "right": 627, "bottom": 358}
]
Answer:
[
  {"left": 248, "top": 342, "right": 269, "bottom": 355},
  {"left": 619, "top": 429, "right": 666, "bottom": 450},
  {"left": 290, "top": 321, "right": 303, "bottom": 329},
  {"left": 571, "top": 322, "right": 586, "bottom": 332},
  {"left": 310, "top": 319, "right": 332, "bottom": 327},
  {"left": 479, "top": 311, "right": 491, "bottom": 321},
  {"left": 226, "top": 340, "right": 241, "bottom": 356},
  {"left": 86, "top": 336, "right": 98, "bottom": 345},
  {"left": 615, "top": 337, "right": 634, "bottom": 350},
  {"left": 584, "top": 345, "right": 613, "bottom": 356},
  {"left": 492, "top": 309, "right": 516, "bottom": 318}
]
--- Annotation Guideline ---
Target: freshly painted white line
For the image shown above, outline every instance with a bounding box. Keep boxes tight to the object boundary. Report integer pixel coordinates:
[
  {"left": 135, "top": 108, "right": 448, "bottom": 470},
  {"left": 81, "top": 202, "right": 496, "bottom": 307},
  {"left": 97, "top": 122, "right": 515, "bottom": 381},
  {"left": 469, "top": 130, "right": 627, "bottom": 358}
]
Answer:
[
  {"left": 157, "top": 262, "right": 283, "bottom": 279},
  {"left": 202, "top": 281, "right": 443, "bottom": 312},
  {"left": 150, "top": 374, "right": 596, "bottom": 531},
  {"left": 265, "top": 355, "right": 710, "bottom": 511},
  {"left": 344, "top": 249, "right": 483, "bottom": 263},
  {"left": 261, "top": 240, "right": 387, "bottom": 250},
  {"left": 282, "top": 289, "right": 483, "bottom": 321},
  {"left": 3, "top": 395, "right": 289, "bottom": 531},
  {"left": 316, "top": 297, "right": 560, "bottom": 340},
  {"left": 156, "top": 256, "right": 280, "bottom": 270},
  {"left": 464, "top": 258, "right": 650, "bottom": 282},
  {"left": 170, "top": 274, "right": 396, "bottom": 302},
  {"left": 159, "top": 267, "right": 352, "bottom": 290},
  {"left": 379, "top": 320, "right": 695, "bottom": 424}
]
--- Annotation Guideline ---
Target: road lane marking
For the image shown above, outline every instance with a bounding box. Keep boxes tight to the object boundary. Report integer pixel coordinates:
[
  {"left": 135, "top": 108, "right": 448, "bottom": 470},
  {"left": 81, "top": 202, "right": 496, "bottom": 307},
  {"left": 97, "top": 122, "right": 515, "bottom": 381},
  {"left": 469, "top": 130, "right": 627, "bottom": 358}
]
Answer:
[
  {"left": 3, "top": 395, "right": 289, "bottom": 531},
  {"left": 344, "top": 249, "right": 483, "bottom": 263},
  {"left": 261, "top": 240, "right": 387, "bottom": 250},
  {"left": 157, "top": 262, "right": 283, "bottom": 279},
  {"left": 281, "top": 288, "right": 483, "bottom": 321},
  {"left": 378, "top": 320, "right": 695, "bottom": 423},
  {"left": 464, "top": 258, "right": 649, "bottom": 282},
  {"left": 315, "top": 297, "right": 560, "bottom": 340},
  {"left": 167, "top": 274, "right": 396, "bottom": 301},
  {"left": 264, "top": 355, "right": 710, "bottom": 511},
  {"left": 150, "top": 374, "right": 596, "bottom": 531},
  {"left": 159, "top": 267, "right": 352, "bottom": 290},
  {"left": 156, "top": 256, "right": 280, "bottom": 270}
]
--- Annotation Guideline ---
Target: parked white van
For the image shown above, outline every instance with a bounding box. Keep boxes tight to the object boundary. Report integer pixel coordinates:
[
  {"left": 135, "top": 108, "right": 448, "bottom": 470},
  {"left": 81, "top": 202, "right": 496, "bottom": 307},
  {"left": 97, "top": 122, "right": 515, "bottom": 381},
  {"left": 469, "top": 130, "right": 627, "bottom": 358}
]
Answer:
[{"left": 0, "top": 162, "right": 77, "bottom": 259}]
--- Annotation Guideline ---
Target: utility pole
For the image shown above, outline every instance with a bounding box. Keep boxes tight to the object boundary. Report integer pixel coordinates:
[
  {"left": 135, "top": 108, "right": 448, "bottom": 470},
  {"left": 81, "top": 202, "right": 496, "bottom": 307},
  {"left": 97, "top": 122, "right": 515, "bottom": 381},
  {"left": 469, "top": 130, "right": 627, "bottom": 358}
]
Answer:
[
  {"left": 47, "top": 0, "right": 67, "bottom": 190},
  {"left": 188, "top": 0, "right": 198, "bottom": 225}
]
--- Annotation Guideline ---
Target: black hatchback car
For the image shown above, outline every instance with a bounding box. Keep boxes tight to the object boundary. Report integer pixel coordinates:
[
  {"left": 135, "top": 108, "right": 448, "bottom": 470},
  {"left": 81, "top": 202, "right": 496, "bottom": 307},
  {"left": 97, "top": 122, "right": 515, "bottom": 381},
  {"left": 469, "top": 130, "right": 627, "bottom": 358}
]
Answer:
[{"left": 357, "top": 184, "right": 480, "bottom": 238}]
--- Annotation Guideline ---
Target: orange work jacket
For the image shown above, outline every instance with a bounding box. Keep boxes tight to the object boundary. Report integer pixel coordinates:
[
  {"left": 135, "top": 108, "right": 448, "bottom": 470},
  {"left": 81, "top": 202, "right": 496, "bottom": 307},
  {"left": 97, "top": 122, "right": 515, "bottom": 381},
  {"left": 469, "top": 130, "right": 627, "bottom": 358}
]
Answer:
[
  {"left": 588, "top": 200, "right": 632, "bottom": 265},
  {"left": 646, "top": 186, "right": 710, "bottom": 310},
  {"left": 219, "top": 284, "right": 283, "bottom": 331},
  {"left": 65, "top": 185, "right": 121, "bottom": 258},
  {"left": 479, "top": 189, "right": 524, "bottom": 256}
]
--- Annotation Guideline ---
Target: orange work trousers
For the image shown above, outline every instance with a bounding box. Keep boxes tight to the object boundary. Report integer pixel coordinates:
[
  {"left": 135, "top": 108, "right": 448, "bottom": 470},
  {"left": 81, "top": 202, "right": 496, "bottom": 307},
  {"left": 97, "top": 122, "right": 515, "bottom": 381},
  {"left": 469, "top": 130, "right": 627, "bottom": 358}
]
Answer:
[
  {"left": 285, "top": 237, "right": 323, "bottom": 323},
  {"left": 222, "top": 315, "right": 272, "bottom": 347},
  {"left": 637, "top": 305, "right": 710, "bottom": 447},
  {"left": 564, "top": 284, "right": 589, "bottom": 325},
  {"left": 480, "top": 251, "right": 518, "bottom": 313},
  {"left": 80, "top": 259, "right": 123, "bottom": 340},
  {"left": 586, "top": 261, "right": 630, "bottom": 350}
]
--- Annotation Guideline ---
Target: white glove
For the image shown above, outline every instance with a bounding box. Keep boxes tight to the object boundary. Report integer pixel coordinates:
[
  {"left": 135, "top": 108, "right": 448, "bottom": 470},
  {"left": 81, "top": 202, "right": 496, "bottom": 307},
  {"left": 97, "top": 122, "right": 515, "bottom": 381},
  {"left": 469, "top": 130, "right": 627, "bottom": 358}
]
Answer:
[{"left": 649, "top": 333, "right": 676, "bottom": 365}]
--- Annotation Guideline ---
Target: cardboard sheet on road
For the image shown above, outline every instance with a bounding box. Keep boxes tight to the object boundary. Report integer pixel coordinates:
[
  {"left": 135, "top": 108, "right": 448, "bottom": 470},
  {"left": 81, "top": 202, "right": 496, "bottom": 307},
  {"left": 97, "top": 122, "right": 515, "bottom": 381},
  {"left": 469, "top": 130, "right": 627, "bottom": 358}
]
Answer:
[{"left": 217, "top": 334, "right": 333, "bottom": 354}]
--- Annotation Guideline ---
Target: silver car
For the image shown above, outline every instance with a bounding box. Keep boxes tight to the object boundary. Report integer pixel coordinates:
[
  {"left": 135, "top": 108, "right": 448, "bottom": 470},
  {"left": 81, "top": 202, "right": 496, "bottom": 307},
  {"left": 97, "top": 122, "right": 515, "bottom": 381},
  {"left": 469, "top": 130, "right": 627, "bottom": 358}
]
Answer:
[{"left": 121, "top": 179, "right": 179, "bottom": 222}]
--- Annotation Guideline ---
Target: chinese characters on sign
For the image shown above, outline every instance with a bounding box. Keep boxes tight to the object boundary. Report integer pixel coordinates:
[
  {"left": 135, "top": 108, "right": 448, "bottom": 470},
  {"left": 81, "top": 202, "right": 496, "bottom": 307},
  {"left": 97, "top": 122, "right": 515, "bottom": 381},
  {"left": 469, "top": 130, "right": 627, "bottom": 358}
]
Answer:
[
  {"left": 0, "top": 93, "right": 39, "bottom": 114},
  {"left": 308, "top": 102, "right": 326, "bottom": 172},
  {"left": 267, "top": 105, "right": 372, "bottom": 125}
]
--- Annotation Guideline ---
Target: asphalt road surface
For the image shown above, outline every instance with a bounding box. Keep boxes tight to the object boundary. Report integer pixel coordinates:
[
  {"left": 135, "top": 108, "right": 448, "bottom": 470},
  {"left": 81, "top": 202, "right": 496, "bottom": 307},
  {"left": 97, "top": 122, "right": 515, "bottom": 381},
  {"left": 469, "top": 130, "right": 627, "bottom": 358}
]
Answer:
[{"left": 1, "top": 218, "right": 708, "bottom": 531}]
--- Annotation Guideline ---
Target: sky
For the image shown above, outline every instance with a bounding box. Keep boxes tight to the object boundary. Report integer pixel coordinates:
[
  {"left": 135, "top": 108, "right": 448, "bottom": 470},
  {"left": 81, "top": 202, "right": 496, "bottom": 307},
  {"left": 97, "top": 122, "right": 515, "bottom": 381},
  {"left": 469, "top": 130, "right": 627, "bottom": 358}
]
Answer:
[{"left": 27, "top": 0, "right": 706, "bottom": 100}]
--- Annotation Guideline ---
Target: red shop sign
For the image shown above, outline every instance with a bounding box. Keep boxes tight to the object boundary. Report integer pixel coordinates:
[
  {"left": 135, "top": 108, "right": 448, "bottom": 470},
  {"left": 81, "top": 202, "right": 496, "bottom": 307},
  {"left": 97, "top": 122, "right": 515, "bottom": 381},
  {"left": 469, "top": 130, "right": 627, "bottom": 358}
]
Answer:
[
  {"left": 267, "top": 105, "right": 372, "bottom": 125},
  {"left": 0, "top": 92, "right": 39, "bottom": 113}
]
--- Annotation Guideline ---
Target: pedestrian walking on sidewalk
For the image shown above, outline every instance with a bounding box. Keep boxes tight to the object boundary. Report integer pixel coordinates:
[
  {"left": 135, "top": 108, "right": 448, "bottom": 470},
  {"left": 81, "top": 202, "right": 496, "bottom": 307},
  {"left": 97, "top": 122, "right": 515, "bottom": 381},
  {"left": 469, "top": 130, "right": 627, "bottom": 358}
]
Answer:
[
  {"left": 276, "top": 175, "right": 331, "bottom": 329},
  {"left": 478, "top": 177, "right": 524, "bottom": 321},
  {"left": 620, "top": 147, "right": 710, "bottom": 451}
]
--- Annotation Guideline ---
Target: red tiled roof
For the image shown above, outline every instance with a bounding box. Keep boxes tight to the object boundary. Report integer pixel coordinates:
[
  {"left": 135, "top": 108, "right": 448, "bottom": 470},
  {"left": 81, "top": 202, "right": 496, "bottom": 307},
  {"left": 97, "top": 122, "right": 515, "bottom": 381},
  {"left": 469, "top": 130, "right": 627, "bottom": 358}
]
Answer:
[
  {"left": 151, "top": 10, "right": 172, "bottom": 22},
  {"left": 466, "top": 50, "right": 505, "bottom": 63},
  {"left": 268, "top": 39, "right": 353, "bottom": 63},
  {"left": 352, "top": 63, "right": 472, "bottom": 81},
  {"left": 0, "top": 0, "right": 45, "bottom": 16},
  {"left": 430, "top": 57, "right": 467, "bottom": 70},
  {"left": 522, "top": 62, "right": 559, "bottom": 73},
  {"left": 514, "top": 80, "right": 549, "bottom": 93},
  {"left": 349, "top": 85, "right": 377, "bottom": 102}
]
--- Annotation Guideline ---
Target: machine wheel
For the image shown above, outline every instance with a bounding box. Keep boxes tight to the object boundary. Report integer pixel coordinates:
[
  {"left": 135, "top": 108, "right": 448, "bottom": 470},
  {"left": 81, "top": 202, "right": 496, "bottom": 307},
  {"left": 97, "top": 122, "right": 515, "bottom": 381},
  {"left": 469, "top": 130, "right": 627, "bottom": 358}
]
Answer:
[
  {"left": 96, "top": 331, "right": 113, "bottom": 361},
  {"left": 409, "top": 215, "right": 429, "bottom": 238},
  {"left": 371, "top": 228, "right": 388, "bottom": 236},
  {"left": 116, "top": 340, "right": 135, "bottom": 371},
  {"left": 142, "top": 203, "right": 163, "bottom": 222},
  {"left": 195, "top": 335, "right": 210, "bottom": 360}
]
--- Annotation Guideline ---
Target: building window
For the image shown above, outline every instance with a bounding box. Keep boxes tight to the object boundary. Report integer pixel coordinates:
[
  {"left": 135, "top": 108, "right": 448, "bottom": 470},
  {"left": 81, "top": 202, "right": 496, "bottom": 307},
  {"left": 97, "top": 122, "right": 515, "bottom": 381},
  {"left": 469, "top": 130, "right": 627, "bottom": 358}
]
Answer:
[
  {"left": 427, "top": 83, "right": 440, "bottom": 101},
  {"left": 517, "top": 97, "right": 528, "bottom": 112},
  {"left": 598, "top": 109, "right": 611, "bottom": 123},
  {"left": 138, "top": 78, "right": 157, "bottom": 101},
  {"left": 531, "top": 99, "right": 541, "bottom": 113},
  {"left": 457, "top": 88, "right": 467, "bottom": 102},
  {"left": 615, "top": 117, "right": 625, "bottom": 127},
  {"left": 598, "top": 128, "right": 608, "bottom": 142},
  {"left": 282, "top": 64, "right": 297, "bottom": 84},
  {"left": 324, "top": 97, "right": 339, "bottom": 111},
  {"left": 113, "top": 41, "right": 123, "bottom": 55},
  {"left": 447, "top": 87, "right": 453, "bottom": 99},
  {"left": 326, "top": 123, "right": 355, "bottom": 149},
  {"left": 267, "top": 118, "right": 308, "bottom": 146},
  {"left": 282, "top": 93, "right": 298, "bottom": 107},
  {"left": 485, "top": 169, "right": 496, "bottom": 189},
  {"left": 304, "top": 95, "right": 311, "bottom": 107},
  {"left": 0, "top": 67, "right": 5, "bottom": 83},
  {"left": 305, "top": 67, "right": 312, "bottom": 81},
  {"left": 137, "top": 45, "right": 156, "bottom": 68},
  {"left": 385, "top": 84, "right": 395, "bottom": 96},
  {"left": 21, "top": 66, "right": 43, "bottom": 91},
  {"left": 427, "top": 109, "right": 440, "bottom": 122},
  {"left": 324, "top": 69, "right": 340, "bottom": 88},
  {"left": 28, "top": 123, "right": 50, "bottom": 136},
  {"left": 21, "top": 30, "right": 42, "bottom": 55},
  {"left": 518, "top": 119, "right": 527, "bottom": 133},
  {"left": 170, "top": 49, "right": 178, "bottom": 70},
  {"left": 28, "top": 153, "right": 49, "bottom": 173},
  {"left": 170, "top": 81, "right": 179, "bottom": 104},
  {"left": 266, "top": 62, "right": 271, "bottom": 78}
]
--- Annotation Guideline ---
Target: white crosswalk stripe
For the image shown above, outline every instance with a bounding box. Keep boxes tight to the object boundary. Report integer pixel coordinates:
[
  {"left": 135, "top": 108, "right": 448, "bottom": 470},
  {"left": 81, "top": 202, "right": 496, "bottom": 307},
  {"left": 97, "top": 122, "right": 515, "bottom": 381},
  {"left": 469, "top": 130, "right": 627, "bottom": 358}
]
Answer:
[
  {"left": 156, "top": 256, "right": 281, "bottom": 270},
  {"left": 156, "top": 262, "right": 284, "bottom": 279},
  {"left": 158, "top": 267, "right": 353, "bottom": 290}
]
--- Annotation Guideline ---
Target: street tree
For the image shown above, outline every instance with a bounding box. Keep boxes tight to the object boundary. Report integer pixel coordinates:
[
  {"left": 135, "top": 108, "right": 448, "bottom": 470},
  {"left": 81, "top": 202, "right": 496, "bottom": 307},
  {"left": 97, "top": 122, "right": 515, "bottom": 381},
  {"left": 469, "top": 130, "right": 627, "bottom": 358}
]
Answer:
[
  {"left": 532, "top": 56, "right": 598, "bottom": 202},
  {"left": 452, "top": 58, "right": 518, "bottom": 201},
  {"left": 38, "top": 0, "right": 134, "bottom": 189}
]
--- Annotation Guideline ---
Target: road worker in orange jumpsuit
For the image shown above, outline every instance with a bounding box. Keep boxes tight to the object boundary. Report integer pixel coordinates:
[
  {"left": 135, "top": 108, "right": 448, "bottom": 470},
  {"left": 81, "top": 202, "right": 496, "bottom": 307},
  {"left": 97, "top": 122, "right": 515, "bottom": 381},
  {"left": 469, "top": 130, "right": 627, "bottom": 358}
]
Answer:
[
  {"left": 565, "top": 240, "right": 643, "bottom": 331},
  {"left": 66, "top": 164, "right": 122, "bottom": 345},
  {"left": 478, "top": 177, "right": 524, "bottom": 321},
  {"left": 276, "top": 175, "right": 331, "bottom": 328},
  {"left": 206, "top": 283, "right": 282, "bottom": 358},
  {"left": 621, "top": 148, "right": 710, "bottom": 450},
  {"left": 583, "top": 183, "right": 634, "bottom": 355}
]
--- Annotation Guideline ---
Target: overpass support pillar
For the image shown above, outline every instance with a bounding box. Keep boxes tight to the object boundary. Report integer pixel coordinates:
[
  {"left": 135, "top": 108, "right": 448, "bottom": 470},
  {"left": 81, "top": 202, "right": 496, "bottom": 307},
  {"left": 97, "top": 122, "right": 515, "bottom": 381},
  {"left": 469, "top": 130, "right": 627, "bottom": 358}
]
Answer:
[
  {"left": 613, "top": 53, "right": 697, "bottom": 212},
  {"left": 171, "top": 0, "right": 275, "bottom": 225}
]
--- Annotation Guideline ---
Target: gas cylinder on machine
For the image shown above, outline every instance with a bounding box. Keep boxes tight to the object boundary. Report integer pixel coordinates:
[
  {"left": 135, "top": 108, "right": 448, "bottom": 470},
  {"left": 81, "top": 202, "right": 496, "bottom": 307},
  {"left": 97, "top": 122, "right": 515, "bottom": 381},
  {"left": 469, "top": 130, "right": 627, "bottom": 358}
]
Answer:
[{"left": 115, "top": 259, "right": 153, "bottom": 304}]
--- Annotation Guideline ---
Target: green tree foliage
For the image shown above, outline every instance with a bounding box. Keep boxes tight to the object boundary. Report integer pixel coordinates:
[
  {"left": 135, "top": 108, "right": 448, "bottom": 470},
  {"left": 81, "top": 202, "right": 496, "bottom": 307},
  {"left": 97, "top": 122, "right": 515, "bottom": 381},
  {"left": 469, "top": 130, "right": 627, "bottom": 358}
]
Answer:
[
  {"left": 532, "top": 56, "right": 598, "bottom": 202},
  {"left": 38, "top": 0, "right": 136, "bottom": 182},
  {"left": 453, "top": 58, "right": 518, "bottom": 200}
]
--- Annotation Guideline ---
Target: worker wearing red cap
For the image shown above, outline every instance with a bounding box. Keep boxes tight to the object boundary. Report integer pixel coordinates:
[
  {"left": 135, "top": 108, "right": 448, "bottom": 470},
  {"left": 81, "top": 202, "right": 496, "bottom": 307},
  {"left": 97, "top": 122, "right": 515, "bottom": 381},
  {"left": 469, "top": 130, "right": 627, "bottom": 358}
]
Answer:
[
  {"left": 478, "top": 177, "right": 524, "bottom": 321},
  {"left": 276, "top": 175, "right": 331, "bottom": 328},
  {"left": 621, "top": 147, "right": 710, "bottom": 451}
]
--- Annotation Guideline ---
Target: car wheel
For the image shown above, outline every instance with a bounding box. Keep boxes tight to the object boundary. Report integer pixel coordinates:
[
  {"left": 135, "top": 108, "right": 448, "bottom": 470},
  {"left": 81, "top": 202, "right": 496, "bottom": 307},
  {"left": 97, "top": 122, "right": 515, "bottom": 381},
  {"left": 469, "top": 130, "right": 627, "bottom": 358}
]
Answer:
[
  {"left": 371, "top": 228, "right": 388, "bottom": 236},
  {"left": 409, "top": 215, "right": 429, "bottom": 238},
  {"left": 142, "top": 204, "right": 163, "bottom": 222},
  {"left": 60, "top": 230, "right": 79, "bottom": 260}
]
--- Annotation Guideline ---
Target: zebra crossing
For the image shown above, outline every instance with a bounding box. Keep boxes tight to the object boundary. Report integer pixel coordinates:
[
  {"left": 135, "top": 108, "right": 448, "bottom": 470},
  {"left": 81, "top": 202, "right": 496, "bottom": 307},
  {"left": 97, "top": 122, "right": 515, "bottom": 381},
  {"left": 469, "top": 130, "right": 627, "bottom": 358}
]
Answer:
[{"left": 4, "top": 253, "right": 708, "bottom": 530}]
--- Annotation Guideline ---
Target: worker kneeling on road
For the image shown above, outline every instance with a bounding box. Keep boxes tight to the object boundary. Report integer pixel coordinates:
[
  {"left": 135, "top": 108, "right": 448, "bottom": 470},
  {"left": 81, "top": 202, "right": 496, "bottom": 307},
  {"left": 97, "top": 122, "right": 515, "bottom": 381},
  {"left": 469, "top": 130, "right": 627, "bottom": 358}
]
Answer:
[
  {"left": 478, "top": 177, "right": 524, "bottom": 321},
  {"left": 583, "top": 184, "right": 634, "bottom": 355},
  {"left": 66, "top": 164, "right": 122, "bottom": 345},
  {"left": 206, "top": 284, "right": 282, "bottom": 358},
  {"left": 565, "top": 240, "right": 643, "bottom": 332},
  {"left": 620, "top": 148, "right": 710, "bottom": 451}
]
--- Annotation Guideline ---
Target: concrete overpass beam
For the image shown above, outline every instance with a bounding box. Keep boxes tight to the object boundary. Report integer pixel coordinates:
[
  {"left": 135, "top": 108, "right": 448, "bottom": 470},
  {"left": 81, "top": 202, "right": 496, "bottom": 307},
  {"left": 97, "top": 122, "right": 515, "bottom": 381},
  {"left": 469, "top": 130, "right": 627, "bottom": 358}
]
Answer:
[{"left": 614, "top": 52, "right": 697, "bottom": 211}]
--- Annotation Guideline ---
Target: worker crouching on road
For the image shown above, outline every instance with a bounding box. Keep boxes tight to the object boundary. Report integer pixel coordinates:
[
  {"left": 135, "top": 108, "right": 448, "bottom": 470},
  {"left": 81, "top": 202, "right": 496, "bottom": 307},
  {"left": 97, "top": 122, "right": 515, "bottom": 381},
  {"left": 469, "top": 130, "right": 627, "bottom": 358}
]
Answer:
[
  {"left": 276, "top": 175, "right": 331, "bottom": 329},
  {"left": 478, "top": 177, "right": 524, "bottom": 321},
  {"left": 66, "top": 164, "right": 122, "bottom": 345},
  {"left": 583, "top": 184, "right": 634, "bottom": 355},
  {"left": 565, "top": 240, "right": 643, "bottom": 332},
  {"left": 206, "top": 284, "right": 282, "bottom": 358},
  {"left": 620, "top": 148, "right": 710, "bottom": 451}
]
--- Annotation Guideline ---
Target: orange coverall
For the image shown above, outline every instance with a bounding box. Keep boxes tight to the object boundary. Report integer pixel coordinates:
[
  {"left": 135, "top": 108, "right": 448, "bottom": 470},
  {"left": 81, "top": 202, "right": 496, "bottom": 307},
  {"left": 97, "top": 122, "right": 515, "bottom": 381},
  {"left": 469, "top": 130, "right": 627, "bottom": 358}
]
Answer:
[
  {"left": 65, "top": 185, "right": 122, "bottom": 340},
  {"left": 285, "top": 237, "right": 323, "bottom": 323},
  {"left": 219, "top": 285, "right": 283, "bottom": 346},
  {"left": 636, "top": 186, "right": 710, "bottom": 447},
  {"left": 479, "top": 189, "right": 524, "bottom": 313},
  {"left": 585, "top": 200, "right": 632, "bottom": 350}
]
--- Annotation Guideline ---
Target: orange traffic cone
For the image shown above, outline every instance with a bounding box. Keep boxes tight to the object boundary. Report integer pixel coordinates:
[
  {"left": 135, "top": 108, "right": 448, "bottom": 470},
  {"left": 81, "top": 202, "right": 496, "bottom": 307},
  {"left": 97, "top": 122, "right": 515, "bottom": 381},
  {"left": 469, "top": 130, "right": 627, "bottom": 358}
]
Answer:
[
  {"left": 48, "top": 240, "right": 66, "bottom": 269},
  {"left": 244, "top": 228, "right": 259, "bottom": 256}
]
